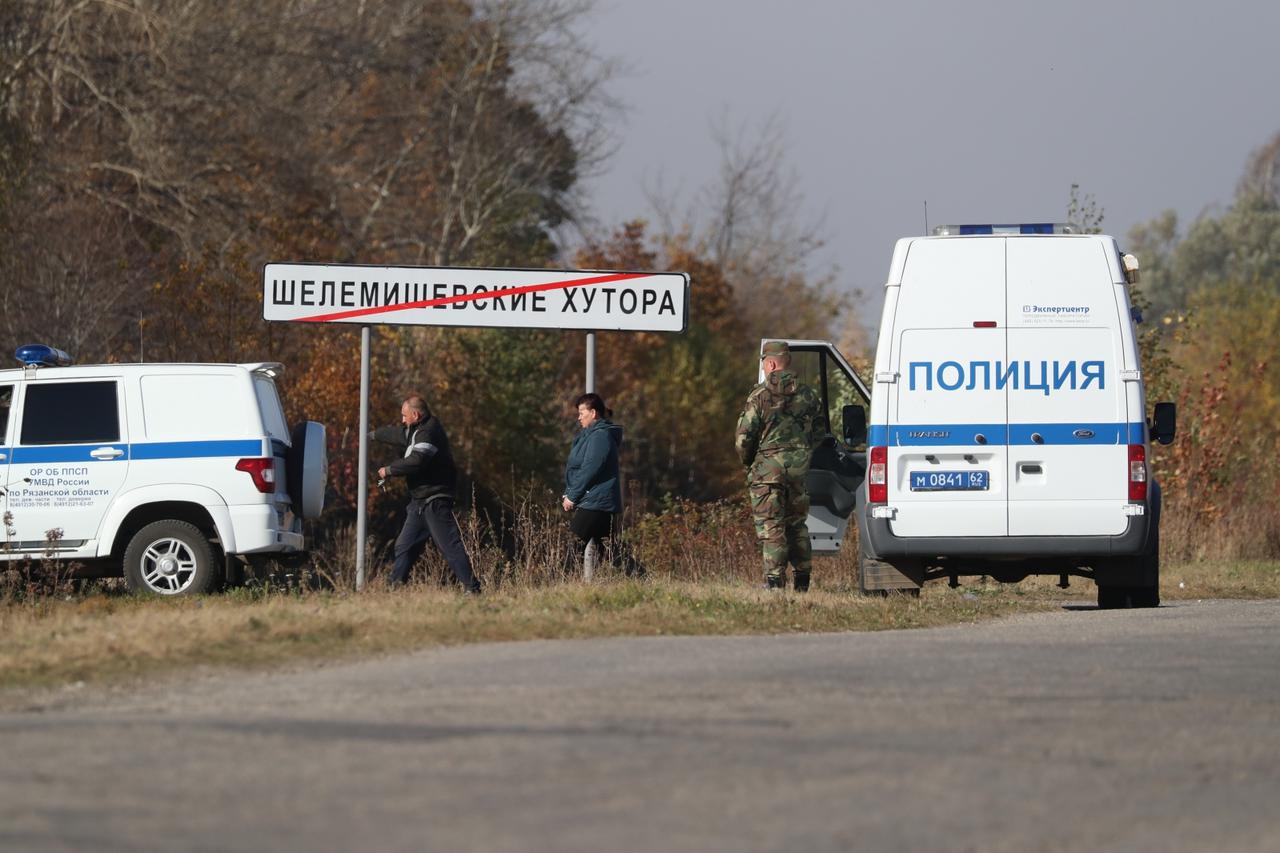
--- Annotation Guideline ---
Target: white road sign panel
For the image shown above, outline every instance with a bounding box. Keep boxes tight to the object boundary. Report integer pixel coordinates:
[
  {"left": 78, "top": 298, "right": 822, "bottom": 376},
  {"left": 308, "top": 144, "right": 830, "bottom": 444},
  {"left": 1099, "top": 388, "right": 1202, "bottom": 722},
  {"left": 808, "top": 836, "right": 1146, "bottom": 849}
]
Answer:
[{"left": 263, "top": 263, "right": 689, "bottom": 332}]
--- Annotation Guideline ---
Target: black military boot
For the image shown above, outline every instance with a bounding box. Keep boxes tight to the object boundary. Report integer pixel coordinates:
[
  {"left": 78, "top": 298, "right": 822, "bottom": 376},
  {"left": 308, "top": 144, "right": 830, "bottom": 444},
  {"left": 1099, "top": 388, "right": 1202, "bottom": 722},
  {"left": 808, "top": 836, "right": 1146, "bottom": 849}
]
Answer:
[
  {"left": 765, "top": 575, "right": 786, "bottom": 590},
  {"left": 793, "top": 572, "right": 810, "bottom": 593}
]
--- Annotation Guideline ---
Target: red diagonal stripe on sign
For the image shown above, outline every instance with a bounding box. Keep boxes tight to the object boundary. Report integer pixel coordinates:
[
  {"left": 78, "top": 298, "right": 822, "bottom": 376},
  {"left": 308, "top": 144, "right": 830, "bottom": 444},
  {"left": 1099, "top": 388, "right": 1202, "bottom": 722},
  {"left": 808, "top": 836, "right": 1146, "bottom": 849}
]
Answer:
[{"left": 289, "top": 271, "right": 654, "bottom": 323}]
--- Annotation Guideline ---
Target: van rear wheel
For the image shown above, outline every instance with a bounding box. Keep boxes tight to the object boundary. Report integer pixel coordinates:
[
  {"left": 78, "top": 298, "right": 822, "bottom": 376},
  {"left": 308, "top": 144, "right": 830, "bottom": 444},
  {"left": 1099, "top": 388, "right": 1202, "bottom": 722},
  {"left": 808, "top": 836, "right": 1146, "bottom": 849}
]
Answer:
[
  {"left": 124, "top": 520, "right": 219, "bottom": 596},
  {"left": 1097, "top": 530, "right": 1160, "bottom": 609},
  {"left": 1097, "top": 584, "right": 1129, "bottom": 609},
  {"left": 1130, "top": 532, "right": 1160, "bottom": 608}
]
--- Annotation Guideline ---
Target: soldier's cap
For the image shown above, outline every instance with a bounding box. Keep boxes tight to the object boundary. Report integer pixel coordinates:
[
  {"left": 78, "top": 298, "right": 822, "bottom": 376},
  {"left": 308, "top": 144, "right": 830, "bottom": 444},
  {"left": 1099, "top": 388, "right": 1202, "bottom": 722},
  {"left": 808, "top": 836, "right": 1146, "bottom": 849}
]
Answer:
[{"left": 760, "top": 340, "right": 790, "bottom": 359}]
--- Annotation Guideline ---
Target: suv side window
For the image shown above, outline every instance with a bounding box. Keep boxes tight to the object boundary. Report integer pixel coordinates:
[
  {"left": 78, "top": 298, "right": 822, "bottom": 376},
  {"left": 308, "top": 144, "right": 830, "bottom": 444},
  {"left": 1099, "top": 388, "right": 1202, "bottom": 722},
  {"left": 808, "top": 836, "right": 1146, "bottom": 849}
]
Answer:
[
  {"left": 20, "top": 381, "right": 120, "bottom": 445},
  {"left": 0, "top": 384, "right": 12, "bottom": 443}
]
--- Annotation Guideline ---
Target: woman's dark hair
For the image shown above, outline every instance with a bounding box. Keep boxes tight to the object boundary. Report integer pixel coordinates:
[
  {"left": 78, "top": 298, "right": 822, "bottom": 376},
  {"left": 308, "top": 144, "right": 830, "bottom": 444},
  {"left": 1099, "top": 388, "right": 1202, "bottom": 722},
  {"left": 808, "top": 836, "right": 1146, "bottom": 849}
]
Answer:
[{"left": 574, "top": 392, "right": 611, "bottom": 419}]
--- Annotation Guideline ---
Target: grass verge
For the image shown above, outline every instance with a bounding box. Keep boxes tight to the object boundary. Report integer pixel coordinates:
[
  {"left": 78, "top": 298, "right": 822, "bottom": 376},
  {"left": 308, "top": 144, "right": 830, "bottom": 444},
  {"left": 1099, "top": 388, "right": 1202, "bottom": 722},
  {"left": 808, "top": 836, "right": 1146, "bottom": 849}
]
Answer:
[
  {"left": 1163, "top": 559, "right": 1280, "bottom": 600},
  {"left": 2, "top": 559, "right": 1276, "bottom": 695},
  {"left": 0, "top": 580, "right": 1051, "bottom": 693}
]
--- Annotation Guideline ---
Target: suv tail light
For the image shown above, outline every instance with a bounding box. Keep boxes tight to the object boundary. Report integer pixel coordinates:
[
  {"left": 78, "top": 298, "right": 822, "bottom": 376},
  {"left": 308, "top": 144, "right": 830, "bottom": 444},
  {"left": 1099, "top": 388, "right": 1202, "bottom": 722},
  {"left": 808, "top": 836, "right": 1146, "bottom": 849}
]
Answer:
[
  {"left": 1127, "top": 444, "right": 1147, "bottom": 501},
  {"left": 236, "top": 458, "right": 277, "bottom": 494},
  {"left": 869, "top": 446, "right": 888, "bottom": 503}
]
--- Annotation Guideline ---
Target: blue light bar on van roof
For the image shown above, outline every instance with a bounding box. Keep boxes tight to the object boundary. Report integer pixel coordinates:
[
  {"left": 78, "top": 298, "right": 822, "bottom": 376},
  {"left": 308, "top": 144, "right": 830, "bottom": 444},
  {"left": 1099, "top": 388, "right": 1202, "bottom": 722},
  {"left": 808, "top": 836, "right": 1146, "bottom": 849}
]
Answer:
[
  {"left": 14, "top": 344, "right": 73, "bottom": 367},
  {"left": 932, "top": 223, "right": 1078, "bottom": 236}
]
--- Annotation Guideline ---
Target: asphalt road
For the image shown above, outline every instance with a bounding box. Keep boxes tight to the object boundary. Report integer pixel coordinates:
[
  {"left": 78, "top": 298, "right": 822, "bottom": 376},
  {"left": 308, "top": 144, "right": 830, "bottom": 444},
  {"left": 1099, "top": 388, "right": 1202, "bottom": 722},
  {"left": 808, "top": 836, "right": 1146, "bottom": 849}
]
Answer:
[{"left": 3, "top": 599, "right": 1278, "bottom": 852}]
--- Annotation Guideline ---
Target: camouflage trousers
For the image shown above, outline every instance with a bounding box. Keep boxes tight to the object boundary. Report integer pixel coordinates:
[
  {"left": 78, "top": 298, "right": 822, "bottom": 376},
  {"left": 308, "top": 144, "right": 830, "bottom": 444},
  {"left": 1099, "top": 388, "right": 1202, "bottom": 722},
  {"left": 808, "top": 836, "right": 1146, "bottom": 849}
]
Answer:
[{"left": 749, "top": 475, "right": 812, "bottom": 581}]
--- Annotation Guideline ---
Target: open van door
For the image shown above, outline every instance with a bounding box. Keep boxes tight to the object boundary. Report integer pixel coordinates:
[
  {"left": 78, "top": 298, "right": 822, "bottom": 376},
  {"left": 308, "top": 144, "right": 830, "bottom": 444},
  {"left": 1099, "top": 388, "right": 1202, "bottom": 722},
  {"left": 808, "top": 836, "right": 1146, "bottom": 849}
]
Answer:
[{"left": 758, "top": 340, "right": 871, "bottom": 553}]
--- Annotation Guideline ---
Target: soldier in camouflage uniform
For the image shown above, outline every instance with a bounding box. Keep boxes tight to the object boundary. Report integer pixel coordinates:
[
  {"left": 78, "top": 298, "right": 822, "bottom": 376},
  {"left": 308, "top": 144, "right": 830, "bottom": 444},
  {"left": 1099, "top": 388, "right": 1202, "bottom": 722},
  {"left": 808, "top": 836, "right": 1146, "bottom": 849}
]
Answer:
[{"left": 735, "top": 340, "right": 826, "bottom": 591}]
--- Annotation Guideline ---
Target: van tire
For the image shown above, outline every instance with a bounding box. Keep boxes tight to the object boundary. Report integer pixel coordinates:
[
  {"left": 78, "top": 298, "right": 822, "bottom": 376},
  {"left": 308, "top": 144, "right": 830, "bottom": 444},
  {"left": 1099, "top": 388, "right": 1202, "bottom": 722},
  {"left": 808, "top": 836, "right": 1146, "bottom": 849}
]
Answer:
[
  {"left": 124, "top": 520, "right": 219, "bottom": 596},
  {"left": 1097, "top": 528, "right": 1160, "bottom": 609},
  {"left": 1096, "top": 584, "right": 1129, "bottom": 609},
  {"left": 1130, "top": 528, "right": 1160, "bottom": 608}
]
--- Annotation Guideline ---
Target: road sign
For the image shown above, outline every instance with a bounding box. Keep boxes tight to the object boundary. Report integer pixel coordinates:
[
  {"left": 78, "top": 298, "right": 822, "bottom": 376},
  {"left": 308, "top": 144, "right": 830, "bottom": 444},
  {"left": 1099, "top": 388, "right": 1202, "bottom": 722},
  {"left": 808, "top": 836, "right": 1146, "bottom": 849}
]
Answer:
[{"left": 262, "top": 263, "right": 689, "bottom": 333}]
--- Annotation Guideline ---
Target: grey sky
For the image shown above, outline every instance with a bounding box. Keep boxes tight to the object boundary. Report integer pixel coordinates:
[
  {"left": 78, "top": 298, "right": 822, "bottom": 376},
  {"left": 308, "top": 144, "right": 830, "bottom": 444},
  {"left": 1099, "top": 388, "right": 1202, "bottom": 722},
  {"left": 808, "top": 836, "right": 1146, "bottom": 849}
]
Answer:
[{"left": 579, "top": 0, "right": 1280, "bottom": 325}]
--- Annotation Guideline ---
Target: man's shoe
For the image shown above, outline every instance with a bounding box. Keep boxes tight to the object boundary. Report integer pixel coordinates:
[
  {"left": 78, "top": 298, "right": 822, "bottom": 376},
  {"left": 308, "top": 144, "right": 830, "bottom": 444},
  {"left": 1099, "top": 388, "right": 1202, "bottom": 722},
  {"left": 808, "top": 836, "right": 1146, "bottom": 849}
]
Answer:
[
  {"left": 765, "top": 575, "right": 786, "bottom": 590},
  {"left": 793, "top": 572, "right": 810, "bottom": 593}
]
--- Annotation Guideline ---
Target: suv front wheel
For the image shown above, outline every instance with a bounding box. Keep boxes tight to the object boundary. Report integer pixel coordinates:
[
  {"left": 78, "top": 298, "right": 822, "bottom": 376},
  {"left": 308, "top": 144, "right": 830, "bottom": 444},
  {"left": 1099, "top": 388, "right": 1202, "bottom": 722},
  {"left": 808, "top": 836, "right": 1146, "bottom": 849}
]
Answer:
[{"left": 124, "top": 520, "right": 219, "bottom": 596}]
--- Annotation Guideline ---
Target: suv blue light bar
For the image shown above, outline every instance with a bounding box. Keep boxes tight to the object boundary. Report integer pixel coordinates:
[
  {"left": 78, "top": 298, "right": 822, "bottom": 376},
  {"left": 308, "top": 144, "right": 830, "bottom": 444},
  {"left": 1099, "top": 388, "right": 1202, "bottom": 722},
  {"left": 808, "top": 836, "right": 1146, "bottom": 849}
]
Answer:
[
  {"left": 15, "top": 344, "right": 73, "bottom": 367},
  {"left": 932, "top": 223, "right": 1079, "bottom": 236}
]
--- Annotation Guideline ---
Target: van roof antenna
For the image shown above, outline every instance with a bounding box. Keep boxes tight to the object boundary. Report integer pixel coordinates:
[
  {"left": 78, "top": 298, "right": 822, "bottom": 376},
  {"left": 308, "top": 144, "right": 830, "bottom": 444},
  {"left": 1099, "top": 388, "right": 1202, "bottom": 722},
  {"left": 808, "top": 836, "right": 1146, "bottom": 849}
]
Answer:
[{"left": 923, "top": 201, "right": 929, "bottom": 235}]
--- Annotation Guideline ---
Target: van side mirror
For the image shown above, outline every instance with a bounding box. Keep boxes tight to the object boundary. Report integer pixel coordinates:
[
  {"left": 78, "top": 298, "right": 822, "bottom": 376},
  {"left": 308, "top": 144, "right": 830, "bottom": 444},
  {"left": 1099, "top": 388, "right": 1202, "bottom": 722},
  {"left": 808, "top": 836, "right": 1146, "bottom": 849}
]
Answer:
[
  {"left": 1151, "top": 401, "right": 1176, "bottom": 446},
  {"left": 842, "top": 404, "right": 867, "bottom": 446}
]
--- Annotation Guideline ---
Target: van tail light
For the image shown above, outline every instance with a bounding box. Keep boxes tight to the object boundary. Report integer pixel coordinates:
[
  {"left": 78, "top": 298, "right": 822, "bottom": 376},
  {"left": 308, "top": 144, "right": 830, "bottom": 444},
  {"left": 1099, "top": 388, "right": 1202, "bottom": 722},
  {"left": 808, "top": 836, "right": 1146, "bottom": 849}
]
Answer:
[
  {"left": 236, "top": 458, "right": 277, "bottom": 494},
  {"left": 1127, "top": 444, "right": 1147, "bottom": 501},
  {"left": 869, "top": 446, "right": 888, "bottom": 503}
]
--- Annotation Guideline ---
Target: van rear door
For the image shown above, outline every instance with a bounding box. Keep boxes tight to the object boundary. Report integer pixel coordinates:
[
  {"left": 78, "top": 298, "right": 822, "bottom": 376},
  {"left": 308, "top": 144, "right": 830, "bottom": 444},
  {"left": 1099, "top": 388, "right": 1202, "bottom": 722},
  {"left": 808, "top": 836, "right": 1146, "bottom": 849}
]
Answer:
[
  {"left": 1005, "top": 238, "right": 1131, "bottom": 536},
  {"left": 888, "top": 238, "right": 1008, "bottom": 537}
]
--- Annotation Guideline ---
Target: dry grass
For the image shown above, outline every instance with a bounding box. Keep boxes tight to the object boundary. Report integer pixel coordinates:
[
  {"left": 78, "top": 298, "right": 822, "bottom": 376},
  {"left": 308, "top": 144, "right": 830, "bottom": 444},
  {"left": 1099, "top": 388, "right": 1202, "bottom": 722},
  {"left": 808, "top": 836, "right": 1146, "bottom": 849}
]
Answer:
[
  {"left": 2, "top": 491, "right": 1277, "bottom": 695},
  {"left": 1162, "top": 498, "right": 1280, "bottom": 564},
  {"left": 0, "top": 580, "right": 1053, "bottom": 692},
  {"left": 6, "top": 559, "right": 1275, "bottom": 695},
  {"left": 1162, "top": 559, "right": 1280, "bottom": 600},
  {"left": 303, "top": 494, "right": 856, "bottom": 592}
]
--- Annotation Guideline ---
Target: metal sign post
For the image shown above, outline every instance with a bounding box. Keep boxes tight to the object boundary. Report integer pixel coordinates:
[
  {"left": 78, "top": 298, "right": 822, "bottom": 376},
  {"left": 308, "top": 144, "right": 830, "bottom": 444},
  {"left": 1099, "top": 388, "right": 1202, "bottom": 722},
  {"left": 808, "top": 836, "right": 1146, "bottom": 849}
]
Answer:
[
  {"left": 262, "top": 263, "right": 689, "bottom": 587},
  {"left": 355, "top": 325, "right": 371, "bottom": 590}
]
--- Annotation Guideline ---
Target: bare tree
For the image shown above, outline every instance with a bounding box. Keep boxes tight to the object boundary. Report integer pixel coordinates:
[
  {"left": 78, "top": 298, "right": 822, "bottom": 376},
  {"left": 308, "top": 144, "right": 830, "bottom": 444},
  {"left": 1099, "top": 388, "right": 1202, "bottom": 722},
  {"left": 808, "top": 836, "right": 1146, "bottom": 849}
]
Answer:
[
  {"left": 1238, "top": 129, "right": 1280, "bottom": 206},
  {"left": 325, "top": 0, "right": 618, "bottom": 266},
  {"left": 0, "top": 0, "right": 616, "bottom": 361},
  {"left": 645, "top": 112, "right": 846, "bottom": 345},
  {"left": 0, "top": 201, "right": 140, "bottom": 360}
]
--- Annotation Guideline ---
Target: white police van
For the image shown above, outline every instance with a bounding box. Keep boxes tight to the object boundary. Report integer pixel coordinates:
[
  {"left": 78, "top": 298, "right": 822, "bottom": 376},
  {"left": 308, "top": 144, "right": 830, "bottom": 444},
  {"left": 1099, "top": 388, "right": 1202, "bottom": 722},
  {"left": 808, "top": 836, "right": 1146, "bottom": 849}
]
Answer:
[
  {"left": 767, "top": 223, "right": 1176, "bottom": 609},
  {"left": 0, "top": 345, "right": 327, "bottom": 595}
]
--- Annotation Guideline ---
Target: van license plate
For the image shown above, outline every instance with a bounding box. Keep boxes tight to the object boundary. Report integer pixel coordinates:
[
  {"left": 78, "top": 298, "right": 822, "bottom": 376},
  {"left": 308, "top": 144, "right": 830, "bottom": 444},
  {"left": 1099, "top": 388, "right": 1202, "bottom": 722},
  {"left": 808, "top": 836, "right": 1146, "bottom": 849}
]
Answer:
[{"left": 910, "top": 471, "right": 989, "bottom": 491}]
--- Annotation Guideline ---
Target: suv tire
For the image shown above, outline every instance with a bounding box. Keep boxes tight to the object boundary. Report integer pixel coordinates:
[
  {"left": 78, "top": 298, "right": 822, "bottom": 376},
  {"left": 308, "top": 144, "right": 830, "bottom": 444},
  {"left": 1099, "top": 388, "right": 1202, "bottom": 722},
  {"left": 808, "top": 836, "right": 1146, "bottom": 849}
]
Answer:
[{"left": 124, "top": 520, "right": 219, "bottom": 596}]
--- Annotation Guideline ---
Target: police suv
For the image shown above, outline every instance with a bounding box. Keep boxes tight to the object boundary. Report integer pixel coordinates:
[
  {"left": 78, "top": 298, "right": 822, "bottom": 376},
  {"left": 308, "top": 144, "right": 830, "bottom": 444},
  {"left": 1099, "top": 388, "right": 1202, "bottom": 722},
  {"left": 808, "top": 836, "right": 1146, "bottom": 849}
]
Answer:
[
  {"left": 0, "top": 345, "right": 326, "bottom": 595},
  {"left": 766, "top": 223, "right": 1176, "bottom": 609}
]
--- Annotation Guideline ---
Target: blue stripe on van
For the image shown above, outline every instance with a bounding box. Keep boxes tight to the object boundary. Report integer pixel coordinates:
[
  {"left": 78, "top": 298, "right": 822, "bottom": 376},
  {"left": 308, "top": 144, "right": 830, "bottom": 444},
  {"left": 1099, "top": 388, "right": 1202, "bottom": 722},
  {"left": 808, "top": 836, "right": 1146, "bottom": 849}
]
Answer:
[
  {"left": 868, "top": 424, "right": 1006, "bottom": 447},
  {"left": 8, "top": 439, "right": 265, "bottom": 464},
  {"left": 1008, "top": 422, "right": 1147, "bottom": 445},
  {"left": 869, "top": 422, "right": 1146, "bottom": 447}
]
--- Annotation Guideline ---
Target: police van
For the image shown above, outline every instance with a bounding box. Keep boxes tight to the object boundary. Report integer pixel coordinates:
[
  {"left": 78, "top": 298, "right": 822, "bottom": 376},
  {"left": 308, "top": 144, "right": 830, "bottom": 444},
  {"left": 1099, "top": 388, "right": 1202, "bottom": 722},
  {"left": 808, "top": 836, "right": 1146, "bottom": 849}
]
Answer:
[
  {"left": 0, "top": 345, "right": 327, "bottom": 595},
  {"left": 767, "top": 223, "right": 1176, "bottom": 609}
]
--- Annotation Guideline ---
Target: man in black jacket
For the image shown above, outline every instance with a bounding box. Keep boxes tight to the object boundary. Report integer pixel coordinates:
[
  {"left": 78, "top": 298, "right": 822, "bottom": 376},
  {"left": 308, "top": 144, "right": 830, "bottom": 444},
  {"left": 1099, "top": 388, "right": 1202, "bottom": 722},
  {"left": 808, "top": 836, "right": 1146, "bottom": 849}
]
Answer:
[{"left": 374, "top": 395, "right": 480, "bottom": 592}]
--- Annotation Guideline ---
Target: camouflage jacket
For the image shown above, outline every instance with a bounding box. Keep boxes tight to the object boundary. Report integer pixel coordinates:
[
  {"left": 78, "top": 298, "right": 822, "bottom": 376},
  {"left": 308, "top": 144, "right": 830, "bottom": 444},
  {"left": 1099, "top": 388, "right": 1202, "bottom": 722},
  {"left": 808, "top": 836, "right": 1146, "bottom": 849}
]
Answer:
[{"left": 735, "top": 370, "right": 825, "bottom": 484}]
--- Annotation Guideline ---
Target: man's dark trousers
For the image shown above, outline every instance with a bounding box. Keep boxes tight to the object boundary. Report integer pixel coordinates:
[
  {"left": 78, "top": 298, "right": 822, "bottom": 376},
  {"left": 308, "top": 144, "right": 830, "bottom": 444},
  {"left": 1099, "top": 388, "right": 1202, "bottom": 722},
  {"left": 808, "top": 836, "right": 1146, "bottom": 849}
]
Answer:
[{"left": 391, "top": 497, "right": 479, "bottom": 591}]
